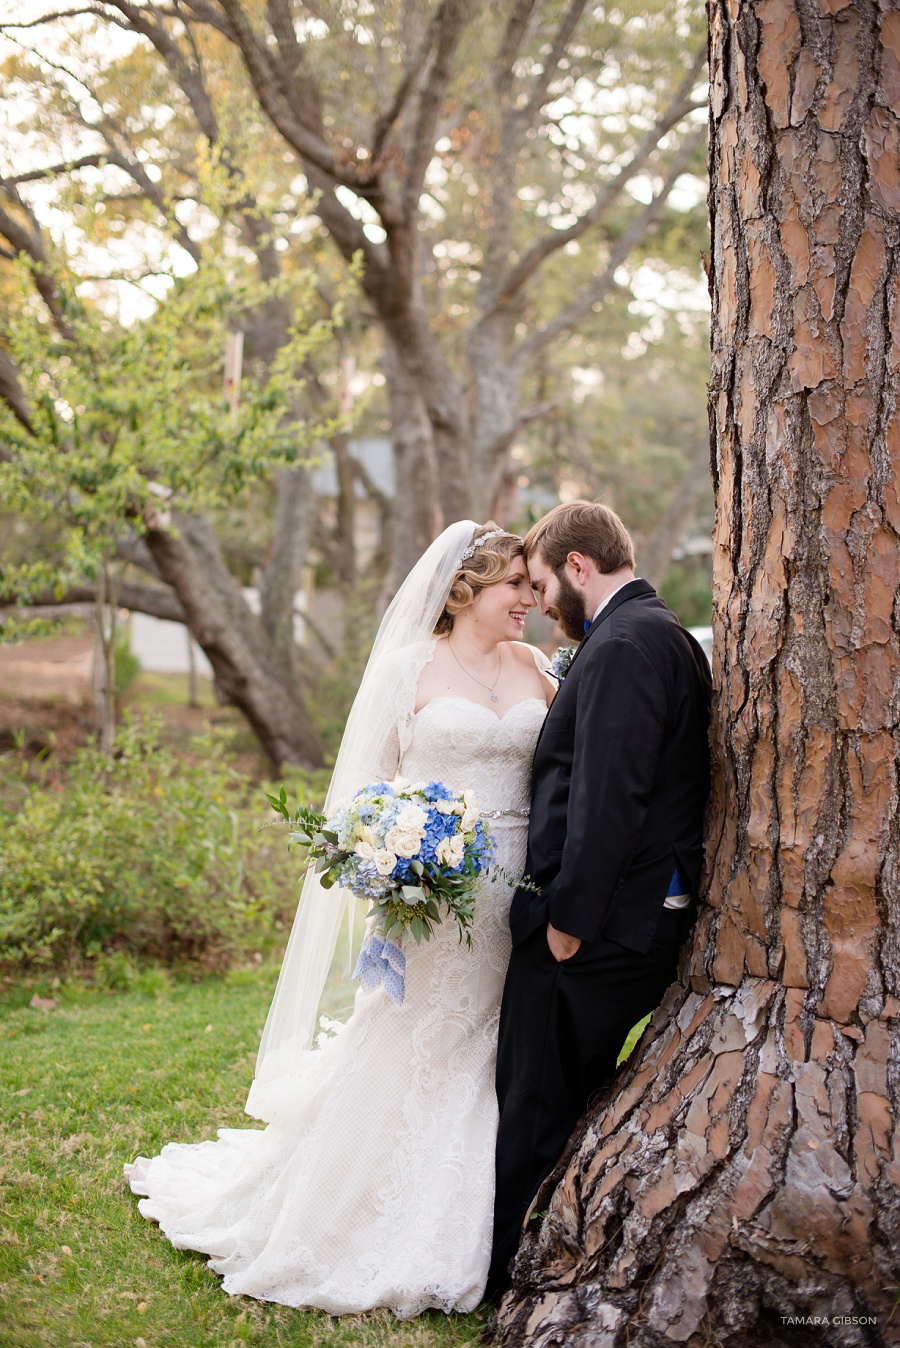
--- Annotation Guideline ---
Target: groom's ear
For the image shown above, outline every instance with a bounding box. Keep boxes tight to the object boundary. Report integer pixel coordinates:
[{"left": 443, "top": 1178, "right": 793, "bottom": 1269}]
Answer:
[{"left": 566, "top": 552, "right": 593, "bottom": 586}]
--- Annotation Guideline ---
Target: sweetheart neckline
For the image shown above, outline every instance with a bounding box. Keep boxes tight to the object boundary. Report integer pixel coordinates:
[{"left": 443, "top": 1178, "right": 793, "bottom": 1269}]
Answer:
[{"left": 412, "top": 695, "right": 547, "bottom": 724}]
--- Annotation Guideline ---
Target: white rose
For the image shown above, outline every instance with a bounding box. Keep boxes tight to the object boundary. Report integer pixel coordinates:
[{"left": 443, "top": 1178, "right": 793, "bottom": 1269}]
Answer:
[
  {"left": 407, "top": 782, "right": 426, "bottom": 795},
  {"left": 384, "top": 826, "right": 422, "bottom": 859},
  {"left": 436, "top": 835, "right": 465, "bottom": 868},
  {"left": 389, "top": 775, "right": 408, "bottom": 792},
  {"left": 373, "top": 849, "right": 398, "bottom": 877},
  {"left": 463, "top": 789, "right": 478, "bottom": 811},
  {"left": 356, "top": 824, "right": 379, "bottom": 849},
  {"left": 396, "top": 803, "right": 428, "bottom": 832},
  {"left": 461, "top": 807, "right": 479, "bottom": 832},
  {"left": 354, "top": 840, "right": 375, "bottom": 861},
  {"left": 433, "top": 798, "right": 459, "bottom": 815}
]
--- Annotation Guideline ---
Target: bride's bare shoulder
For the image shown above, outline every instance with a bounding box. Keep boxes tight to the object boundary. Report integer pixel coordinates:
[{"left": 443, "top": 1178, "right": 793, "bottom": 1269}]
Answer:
[
  {"left": 508, "top": 640, "right": 551, "bottom": 671},
  {"left": 508, "top": 641, "right": 556, "bottom": 704}
]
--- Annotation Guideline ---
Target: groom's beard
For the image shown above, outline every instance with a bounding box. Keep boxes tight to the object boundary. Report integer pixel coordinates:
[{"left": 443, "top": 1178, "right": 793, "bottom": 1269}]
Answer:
[{"left": 552, "top": 569, "right": 590, "bottom": 642}]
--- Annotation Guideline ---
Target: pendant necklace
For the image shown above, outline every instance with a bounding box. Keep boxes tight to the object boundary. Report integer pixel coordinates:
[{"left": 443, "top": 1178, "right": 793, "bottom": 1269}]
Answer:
[{"left": 447, "top": 638, "right": 502, "bottom": 702}]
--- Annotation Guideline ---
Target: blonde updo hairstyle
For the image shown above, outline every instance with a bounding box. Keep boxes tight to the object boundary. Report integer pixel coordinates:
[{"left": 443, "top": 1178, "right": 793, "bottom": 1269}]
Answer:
[{"left": 434, "top": 522, "right": 524, "bottom": 636}]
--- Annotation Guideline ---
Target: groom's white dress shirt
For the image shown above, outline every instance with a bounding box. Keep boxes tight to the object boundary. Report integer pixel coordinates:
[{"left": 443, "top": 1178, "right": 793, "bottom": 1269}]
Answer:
[{"left": 590, "top": 580, "right": 635, "bottom": 625}]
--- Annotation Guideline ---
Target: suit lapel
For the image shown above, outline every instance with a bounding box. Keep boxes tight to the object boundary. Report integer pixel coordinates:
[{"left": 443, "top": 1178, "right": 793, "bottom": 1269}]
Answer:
[
  {"left": 565, "top": 578, "right": 655, "bottom": 675},
  {"left": 530, "top": 579, "right": 655, "bottom": 763}
]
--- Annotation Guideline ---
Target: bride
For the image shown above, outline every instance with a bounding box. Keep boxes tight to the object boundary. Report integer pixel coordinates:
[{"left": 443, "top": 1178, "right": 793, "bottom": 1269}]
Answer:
[{"left": 125, "top": 520, "right": 555, "bottom": 1317}]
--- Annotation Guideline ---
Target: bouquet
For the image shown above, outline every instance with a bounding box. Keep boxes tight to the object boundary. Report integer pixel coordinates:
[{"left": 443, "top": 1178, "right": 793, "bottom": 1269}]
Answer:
[{"left": 265, "top": 777, "right": 495, "bottom": 1004}]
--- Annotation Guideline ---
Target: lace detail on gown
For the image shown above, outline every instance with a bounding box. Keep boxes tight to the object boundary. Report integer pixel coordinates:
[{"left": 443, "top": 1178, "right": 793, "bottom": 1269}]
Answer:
[{"left": 125, "top": 694, "right": 547, "bottom": 1317}]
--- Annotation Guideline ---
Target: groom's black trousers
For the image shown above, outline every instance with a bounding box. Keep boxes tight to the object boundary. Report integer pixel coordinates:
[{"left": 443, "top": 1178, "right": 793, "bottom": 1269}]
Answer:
[{"left": 487, "top": 906, "right": 690, "bottom": 1294}]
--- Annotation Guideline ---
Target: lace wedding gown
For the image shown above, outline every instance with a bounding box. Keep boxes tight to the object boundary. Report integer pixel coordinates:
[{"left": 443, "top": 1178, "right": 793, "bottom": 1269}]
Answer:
[{"left": 125, "top": 693, "right": 547, "bottom": 1316}]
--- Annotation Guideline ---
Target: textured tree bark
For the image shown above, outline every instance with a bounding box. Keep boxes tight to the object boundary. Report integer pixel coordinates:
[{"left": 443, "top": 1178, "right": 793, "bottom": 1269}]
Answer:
[
  {"left": 497, "top": 2, "right": 900, "bottom": 1344},
  {"left": 259, "top": 464, "right": 315, "bottom": 688},
  {"left": 382, "top": 336, "right": 444, "bottom": 585}
]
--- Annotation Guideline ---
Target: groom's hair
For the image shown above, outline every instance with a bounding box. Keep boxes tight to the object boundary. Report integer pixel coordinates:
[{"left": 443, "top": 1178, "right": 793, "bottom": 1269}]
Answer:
[{"left": 524, "top": 501, "right": 635, "bottom": 575}]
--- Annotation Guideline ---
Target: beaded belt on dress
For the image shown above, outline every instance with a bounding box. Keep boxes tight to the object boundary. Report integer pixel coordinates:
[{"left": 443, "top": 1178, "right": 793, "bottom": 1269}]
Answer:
[{"left": 481, "top": 808, "right": 529, "bottom": 820}]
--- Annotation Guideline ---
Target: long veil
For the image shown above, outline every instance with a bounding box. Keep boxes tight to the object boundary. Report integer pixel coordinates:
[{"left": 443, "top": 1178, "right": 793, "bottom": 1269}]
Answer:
[{"left": 246, "top": 518, "right": 478, "bottom": 1122}]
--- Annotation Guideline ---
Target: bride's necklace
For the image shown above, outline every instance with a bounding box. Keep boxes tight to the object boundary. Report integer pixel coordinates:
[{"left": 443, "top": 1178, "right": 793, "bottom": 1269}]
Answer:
[{"left": 447, "top": 637, "right": 502, "bottom": 702}]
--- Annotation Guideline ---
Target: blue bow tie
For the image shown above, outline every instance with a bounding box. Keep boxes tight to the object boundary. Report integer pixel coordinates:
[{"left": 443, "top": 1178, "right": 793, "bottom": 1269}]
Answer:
[{"left": 583, "top": 619, "right": 591, "bottom": 632}]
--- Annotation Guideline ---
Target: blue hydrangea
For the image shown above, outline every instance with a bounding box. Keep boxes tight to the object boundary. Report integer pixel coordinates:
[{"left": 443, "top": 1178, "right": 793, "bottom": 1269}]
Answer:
[
  {"left": 468, "top": 820, "right": 495, "bottom": 868},
  {"left": 330, "top": 805, "right": 358, "bottom": 850},
  {"left": 347, "top": 858, "right": 390, "bottom": 900},
  {"left": 421, "top": 781, "right": 455, "bottom": 803},
  {"left": 418, "top": 809, "right": 456, "bottom": 863},
  {"left": 380, "top": 798, "right": 404, "bottom": 829}
]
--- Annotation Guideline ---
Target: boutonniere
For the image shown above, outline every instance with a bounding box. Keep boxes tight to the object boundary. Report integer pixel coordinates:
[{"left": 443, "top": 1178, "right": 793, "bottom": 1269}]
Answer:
[{"left": 549, "top": 646, "right": 575, "bottom": 682}]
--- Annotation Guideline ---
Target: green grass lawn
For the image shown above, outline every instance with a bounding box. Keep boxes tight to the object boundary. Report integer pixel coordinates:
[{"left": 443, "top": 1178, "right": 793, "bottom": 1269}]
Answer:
[{"left": 0, "top": 967, "right": 484, "bottom": 1348}]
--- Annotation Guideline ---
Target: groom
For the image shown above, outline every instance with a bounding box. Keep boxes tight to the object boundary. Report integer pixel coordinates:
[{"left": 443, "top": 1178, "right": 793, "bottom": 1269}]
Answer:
[{"left": 487, "top": 500, "right": 712, "bottom": 1295}]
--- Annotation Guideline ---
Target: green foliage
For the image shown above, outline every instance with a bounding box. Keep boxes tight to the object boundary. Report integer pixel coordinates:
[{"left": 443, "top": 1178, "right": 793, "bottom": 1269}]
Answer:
[
  {"left": 0, "top": 969, "right": 481, "bottom": 1348},
  {"left": 0, "top": 256, "right": 346, "bottom": 607},
  {"left": 0, "top": 714, "right": 299, "bottom": 971},
  {"left": 112, "top": 635, "right": 140, "bottom": 696},
  {"left": 658, "top": 552, "right": 713, "bottom": 628}
]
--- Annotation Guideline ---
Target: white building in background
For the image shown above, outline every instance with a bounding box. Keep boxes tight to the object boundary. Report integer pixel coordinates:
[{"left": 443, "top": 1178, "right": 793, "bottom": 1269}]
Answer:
[{"left": 129, "top": 611, "right": 213, "bottom": 676}]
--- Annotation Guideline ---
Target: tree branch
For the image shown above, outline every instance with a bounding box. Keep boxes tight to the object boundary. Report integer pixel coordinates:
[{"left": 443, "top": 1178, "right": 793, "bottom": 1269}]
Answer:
[
  {"left": 489, "top": 47, "right": 707, "bottom": 308},
  {"left": 518, "top": 393, "right": 567, "bottom": 427},
  {"left": 97, "top": 0, "right": 220, "bottom": 141},
  {"left": 370, "top": 1, "right": 448, "bottom": 167},
  {"left": 514, "top": 122, "right": 707, "bottom": 363},
  {"left": 402, "top": 0, "right": 471, "bottom": 215},
  {"left": 167, "top": 0, "right": 233, "bottom": 36},
  {"left": 209, "top": 0, "right": 355, "bottom": 186},
  {"left": 115, "top": 535, "right": 164, "bottom": 580},
  {"left": 522, "top": 0, "right": 590, "bottom": 126},
  {"left": 0, "top": 187, "right": 76, "bottom": 341},
  {"left": 1, "top": 581, "right": 187, "bottom": 623},
  {"left": 493, "top": 0, "right": 540, "bottom": 101},
  {"left": 3, "top": 153, "right": 109, "bottom": 185},
  {"left": 0, "top": 8, "right": 104, "bottom": 28},
  {"left": 0, "top": 343, "right": 35, "bottom": 437}
]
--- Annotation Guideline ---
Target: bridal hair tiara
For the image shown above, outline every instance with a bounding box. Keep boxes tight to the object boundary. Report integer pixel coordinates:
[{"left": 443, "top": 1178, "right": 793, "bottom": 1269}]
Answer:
[{"left": 456, "top": 529, "right": 505, "bottom": 568}]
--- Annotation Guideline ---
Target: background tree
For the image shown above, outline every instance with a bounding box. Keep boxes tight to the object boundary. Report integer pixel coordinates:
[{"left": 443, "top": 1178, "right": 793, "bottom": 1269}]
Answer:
[
  {"left": 1, "top": 0, "right": 714, "bottom": 768},
  {"left": 1, "top": 0, "right": 710, "bottom": 580},
  {"left": 497, "top": 1, "right": 900, "bottom": 1343},
  {"left": 0, "top": 217, "right": 345, "bottom": 767}
]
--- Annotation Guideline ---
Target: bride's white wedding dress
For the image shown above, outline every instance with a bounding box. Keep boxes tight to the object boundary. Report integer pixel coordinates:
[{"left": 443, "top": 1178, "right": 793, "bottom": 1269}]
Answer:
[{"left": 125, "top": 693, "right": 547, "bottom": 1317}]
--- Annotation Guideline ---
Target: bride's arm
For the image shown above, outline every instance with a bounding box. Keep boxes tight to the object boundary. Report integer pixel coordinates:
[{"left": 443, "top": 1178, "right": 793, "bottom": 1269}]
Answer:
[{"left": 371, "top": 717, "right": 401, "bottom": 783}]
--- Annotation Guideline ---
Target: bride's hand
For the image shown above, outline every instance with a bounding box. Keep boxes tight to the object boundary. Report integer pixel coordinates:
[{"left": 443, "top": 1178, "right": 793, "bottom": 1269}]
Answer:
[{"left": 546, "top": 922, "right": 581, "bottom": 962}]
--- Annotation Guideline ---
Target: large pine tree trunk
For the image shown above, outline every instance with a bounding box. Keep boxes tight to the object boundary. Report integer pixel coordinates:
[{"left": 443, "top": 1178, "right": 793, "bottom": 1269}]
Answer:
[{"left": 497, "top": 3, "right": 900, "bottom": 1344}]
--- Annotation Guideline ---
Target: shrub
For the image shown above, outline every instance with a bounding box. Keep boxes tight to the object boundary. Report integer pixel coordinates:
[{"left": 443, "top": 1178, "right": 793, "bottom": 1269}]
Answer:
[
  {"left": 0, "top": 713, "right": 303, "bottom": 971},
  {"left": 113, "top": 635, "right": 141, "bottom": 695}
]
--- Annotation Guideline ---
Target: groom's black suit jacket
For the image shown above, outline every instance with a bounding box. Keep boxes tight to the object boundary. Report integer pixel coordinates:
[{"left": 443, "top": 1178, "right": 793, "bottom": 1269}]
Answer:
[{"left": 510, "top": 580, "right": 712, "bottom": 954}]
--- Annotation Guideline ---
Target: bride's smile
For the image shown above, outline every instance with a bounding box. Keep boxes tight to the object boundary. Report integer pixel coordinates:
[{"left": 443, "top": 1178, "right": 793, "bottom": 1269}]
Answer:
[
  {"left": 417, "top": 546, "right": 550, "bottom": 719},
  {"left": 452, "top": 556, "right": 537, "bottom": 647}
]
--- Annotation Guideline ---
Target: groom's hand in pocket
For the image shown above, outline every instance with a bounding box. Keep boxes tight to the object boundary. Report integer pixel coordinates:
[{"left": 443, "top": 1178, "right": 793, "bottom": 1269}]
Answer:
[{"left": 546, "top": 922, "right": 582, "bottom": 962}]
